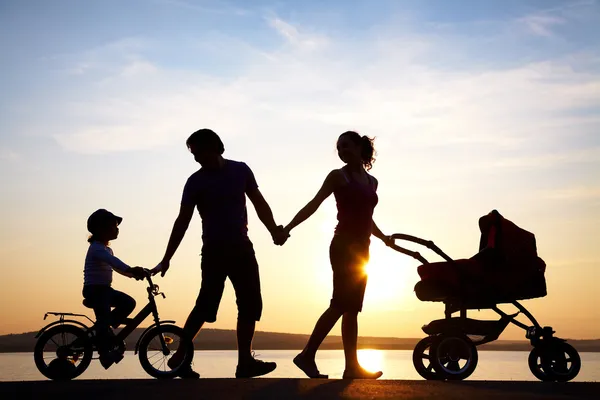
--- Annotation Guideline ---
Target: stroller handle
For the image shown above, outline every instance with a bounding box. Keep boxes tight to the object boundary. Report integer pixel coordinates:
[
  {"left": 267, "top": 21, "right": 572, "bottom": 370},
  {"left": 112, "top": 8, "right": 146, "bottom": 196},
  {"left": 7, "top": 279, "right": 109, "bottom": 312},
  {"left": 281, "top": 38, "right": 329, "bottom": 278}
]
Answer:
[{"left": 389, "top": 233, "right": 454, "bottom": 264}]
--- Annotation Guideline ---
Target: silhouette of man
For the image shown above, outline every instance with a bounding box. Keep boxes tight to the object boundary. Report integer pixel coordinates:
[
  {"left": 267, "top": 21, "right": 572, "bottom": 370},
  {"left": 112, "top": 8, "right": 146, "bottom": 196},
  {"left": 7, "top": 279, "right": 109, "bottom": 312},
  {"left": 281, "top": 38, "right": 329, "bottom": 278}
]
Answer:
[{"left": 157, "top": 128, "right": 287, "bottom": 378}]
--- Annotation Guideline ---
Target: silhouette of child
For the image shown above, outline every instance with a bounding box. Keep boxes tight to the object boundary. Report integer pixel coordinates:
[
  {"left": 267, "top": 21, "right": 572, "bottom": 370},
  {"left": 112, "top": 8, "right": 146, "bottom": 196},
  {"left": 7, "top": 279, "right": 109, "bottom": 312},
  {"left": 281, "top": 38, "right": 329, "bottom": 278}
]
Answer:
[{"left": 82, "top": 209, "right": 145, "bottom": 369}]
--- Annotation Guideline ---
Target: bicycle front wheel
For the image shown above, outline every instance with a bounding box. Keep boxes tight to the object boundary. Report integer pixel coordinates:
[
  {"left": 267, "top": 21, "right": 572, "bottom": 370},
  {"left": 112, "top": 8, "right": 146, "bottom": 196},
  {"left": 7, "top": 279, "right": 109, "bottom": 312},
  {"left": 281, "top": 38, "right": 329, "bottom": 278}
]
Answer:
[{"left": 138, "top": 324, "right": 193, "bottom": 379}]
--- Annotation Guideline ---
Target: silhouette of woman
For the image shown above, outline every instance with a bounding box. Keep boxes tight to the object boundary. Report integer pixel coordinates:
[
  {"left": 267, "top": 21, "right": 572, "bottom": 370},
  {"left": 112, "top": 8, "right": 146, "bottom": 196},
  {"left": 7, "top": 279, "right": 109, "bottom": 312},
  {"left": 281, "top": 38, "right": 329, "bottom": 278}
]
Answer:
[{"left": 284, "top": 131, "right": 391, "bottom": 379}]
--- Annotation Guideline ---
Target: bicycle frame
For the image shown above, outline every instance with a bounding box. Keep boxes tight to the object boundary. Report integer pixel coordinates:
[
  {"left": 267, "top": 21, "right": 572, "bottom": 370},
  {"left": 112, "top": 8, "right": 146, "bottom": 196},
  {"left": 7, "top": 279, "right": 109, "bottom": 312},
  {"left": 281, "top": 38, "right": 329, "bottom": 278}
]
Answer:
[
  {"left": 36, "top": 273, "right": 176, "bottom": 353},
  {"left": 116, "top": 293, "right": 160, "bottom": 341},
  {"left": 117, "top": 274, "right": 175, "bottom": 355}
]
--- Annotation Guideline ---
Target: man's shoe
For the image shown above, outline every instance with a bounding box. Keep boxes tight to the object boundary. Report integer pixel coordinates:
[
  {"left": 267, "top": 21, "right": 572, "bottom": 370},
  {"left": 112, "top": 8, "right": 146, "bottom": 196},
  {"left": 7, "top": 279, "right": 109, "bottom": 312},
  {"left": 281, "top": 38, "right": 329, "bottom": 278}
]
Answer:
[{"left": 236, "top": 354, "right": 277, "bottom": 378}]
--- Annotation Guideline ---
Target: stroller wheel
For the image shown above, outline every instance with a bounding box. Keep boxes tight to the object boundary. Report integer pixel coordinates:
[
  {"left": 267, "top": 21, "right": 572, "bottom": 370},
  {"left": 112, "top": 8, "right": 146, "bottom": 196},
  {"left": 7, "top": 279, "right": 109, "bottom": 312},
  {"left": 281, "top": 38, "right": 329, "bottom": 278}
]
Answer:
[
  {"left": 528, "top": 341, "right": 581, "bottom": 382},
  {"left": 412, "top": 336, "right": 443, "bottom": 380},
  {"left": 430, "top": 334, "right": 478, "bottom": 381}
]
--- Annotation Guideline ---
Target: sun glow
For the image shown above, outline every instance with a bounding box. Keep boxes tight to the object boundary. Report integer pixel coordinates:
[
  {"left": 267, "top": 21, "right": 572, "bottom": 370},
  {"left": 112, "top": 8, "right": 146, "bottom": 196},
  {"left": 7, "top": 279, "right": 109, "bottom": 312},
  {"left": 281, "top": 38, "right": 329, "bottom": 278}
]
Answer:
[
  {"left": 363, "top": 244, "right": 416, "bottom": 307},
  {"left": 314, "top": 215, "right": 421, "bottom": 309},
  {"left": 357, "top": 349, "right": 385, "bottom": 372}
]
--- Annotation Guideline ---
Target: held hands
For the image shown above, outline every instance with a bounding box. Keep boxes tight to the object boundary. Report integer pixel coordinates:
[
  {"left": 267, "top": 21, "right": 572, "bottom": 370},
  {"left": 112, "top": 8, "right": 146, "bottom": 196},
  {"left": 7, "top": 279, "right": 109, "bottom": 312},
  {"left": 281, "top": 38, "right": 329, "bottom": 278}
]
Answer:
[
  {"left": 271, "top": 225, "right": 290, "bottom": 246},
  {"left": 128, "top": 266, "right": 148, "bottom": 280}
]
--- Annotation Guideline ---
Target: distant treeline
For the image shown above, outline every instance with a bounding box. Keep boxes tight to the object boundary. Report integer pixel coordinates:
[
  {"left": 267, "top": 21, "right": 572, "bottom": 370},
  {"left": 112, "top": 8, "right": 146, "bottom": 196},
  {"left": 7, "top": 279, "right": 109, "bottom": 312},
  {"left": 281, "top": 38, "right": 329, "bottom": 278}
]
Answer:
[{"left": 2, "top": 328, "right": 599, "bottom": 353}]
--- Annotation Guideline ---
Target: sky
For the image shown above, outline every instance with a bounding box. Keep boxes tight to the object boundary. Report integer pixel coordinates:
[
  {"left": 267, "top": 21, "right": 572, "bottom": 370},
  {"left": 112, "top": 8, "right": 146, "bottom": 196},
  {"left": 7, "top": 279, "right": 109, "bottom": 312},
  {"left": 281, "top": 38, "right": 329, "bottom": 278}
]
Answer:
[{"left": 0, "top": 0, "right": 599, "bottom": 341}]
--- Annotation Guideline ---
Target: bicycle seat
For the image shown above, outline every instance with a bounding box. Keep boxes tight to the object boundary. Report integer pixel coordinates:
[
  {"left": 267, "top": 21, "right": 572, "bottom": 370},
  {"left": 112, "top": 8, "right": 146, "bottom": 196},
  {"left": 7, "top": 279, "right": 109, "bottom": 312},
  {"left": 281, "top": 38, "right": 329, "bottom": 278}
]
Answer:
[{"left": 82, "top": 299, "right": 95, "bottom": 309}]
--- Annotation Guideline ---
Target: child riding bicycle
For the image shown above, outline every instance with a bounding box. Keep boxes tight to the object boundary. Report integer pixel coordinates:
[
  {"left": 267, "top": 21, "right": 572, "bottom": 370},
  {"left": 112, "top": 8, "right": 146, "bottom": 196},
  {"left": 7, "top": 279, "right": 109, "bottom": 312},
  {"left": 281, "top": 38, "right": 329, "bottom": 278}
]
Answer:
[{"left": 83, "top": 209, "right": 146, "bottom": 369}]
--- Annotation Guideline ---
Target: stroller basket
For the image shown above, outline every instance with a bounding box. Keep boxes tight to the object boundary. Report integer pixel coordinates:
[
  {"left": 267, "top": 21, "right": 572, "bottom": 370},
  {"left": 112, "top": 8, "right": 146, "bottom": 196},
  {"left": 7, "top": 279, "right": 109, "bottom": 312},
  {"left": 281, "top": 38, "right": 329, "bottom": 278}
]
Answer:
[{"left": 415, "top": 209, "right": 547, "bottom": 305}]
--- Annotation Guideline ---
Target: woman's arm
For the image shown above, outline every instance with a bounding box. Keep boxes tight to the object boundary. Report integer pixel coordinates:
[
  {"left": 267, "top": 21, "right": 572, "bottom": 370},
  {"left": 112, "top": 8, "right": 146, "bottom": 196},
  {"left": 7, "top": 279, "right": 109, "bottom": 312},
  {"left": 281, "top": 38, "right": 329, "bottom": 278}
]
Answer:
[
  {"left": 284, "top": 170, "right": 339, "bottom": 233},
  {"left": 372, "top": 220, "right": 391, "bottom": 245},
  {"left": 370, "top": 176, "right": 392, "bottom": 245}
]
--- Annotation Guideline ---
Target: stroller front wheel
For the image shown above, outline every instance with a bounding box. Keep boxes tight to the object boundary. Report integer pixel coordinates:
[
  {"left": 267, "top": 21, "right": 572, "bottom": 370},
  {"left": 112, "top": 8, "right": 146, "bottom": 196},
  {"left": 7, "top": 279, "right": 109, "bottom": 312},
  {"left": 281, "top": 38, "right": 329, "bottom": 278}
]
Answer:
[{"left": 430, "top": 334, "right": 478, "bottom": 381}]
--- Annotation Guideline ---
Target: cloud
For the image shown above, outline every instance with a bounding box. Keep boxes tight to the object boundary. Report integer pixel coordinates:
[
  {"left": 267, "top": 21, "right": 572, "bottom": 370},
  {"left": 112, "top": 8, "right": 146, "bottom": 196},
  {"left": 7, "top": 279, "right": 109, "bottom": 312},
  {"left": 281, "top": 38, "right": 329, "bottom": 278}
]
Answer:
[
  {"left": 10, "top": 12, "right": 600, "bottom": 164},
  {"left": 266, "top": 17, "right": 329, "bottom": 51},
  {"left": 0, "top": 148, "right": 19, "bottom": 161},
  {"left": 542, "top": 0, "right": 597, "bottom": 15},
  {"left": 119, "top": 60, "right": 158, "bottom": 77},
  {"left": 542, "top": 186, "right": 600, "bottom": 201},
  {"left": 487, "top": 147, "right": 600, "bottom": 169},
  {"left": 516, "top": 0, "right": 598, "bottom": 37},
  {"left": 153, "top": 0, "right": 250, "bottom": 16},
  {"left": 518, "top": 15, "right": 566, "bottom": 37},
  {"left": 59, "top": 37, "right": 150, "bottom": 76}
]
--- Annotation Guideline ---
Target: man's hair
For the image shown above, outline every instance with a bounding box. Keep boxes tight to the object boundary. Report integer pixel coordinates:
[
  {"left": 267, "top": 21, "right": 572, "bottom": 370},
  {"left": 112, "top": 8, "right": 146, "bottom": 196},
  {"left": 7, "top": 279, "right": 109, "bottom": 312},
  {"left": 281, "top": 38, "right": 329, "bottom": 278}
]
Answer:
[{"left": 186, "top": 129, "right": 225, "bottom": 154}]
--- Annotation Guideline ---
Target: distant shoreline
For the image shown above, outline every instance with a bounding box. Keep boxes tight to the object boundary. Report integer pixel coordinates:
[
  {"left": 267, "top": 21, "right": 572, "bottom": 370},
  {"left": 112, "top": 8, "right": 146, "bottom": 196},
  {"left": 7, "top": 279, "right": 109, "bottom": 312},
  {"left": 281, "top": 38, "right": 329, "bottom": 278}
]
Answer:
[{"left": 2, "top": 328, "right": 599, "bottom": 353}]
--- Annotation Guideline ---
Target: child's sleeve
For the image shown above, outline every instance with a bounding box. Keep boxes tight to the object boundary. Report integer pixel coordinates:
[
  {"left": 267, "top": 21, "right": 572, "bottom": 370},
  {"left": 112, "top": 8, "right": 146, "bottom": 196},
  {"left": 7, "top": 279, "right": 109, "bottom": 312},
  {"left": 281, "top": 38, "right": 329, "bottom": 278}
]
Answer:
[{"left": 93, "top": 246, "right": 131, "bottom": 273}]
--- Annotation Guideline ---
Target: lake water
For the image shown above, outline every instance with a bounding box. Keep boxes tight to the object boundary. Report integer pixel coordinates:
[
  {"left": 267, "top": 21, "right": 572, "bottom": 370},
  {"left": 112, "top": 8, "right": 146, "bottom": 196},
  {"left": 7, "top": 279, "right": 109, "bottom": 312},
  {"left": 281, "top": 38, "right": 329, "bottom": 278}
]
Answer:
[{"left": 1, "top": 350, "right": 598, "bottom": 382}]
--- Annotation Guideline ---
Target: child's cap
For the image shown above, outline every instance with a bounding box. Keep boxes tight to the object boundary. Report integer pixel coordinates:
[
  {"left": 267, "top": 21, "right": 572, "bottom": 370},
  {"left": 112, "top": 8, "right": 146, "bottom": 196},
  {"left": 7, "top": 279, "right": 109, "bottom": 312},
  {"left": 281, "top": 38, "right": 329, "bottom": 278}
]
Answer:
[{"left": 87, "top": 209, "right": 123, "bottom": 234}]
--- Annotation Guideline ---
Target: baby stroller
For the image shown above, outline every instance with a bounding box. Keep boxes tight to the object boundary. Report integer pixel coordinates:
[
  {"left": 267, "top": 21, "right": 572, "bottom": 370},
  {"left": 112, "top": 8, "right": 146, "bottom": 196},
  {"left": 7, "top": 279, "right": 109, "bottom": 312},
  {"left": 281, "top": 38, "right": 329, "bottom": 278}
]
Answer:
[{"left": 388, "top": 209, "right": 581, "bottom": 382}]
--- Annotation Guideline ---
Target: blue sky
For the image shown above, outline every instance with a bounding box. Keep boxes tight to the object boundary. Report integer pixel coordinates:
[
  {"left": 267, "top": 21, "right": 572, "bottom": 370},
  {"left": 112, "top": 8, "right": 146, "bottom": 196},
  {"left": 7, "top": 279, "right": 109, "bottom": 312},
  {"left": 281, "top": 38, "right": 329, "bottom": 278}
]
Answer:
[
  {"left": 2, "top": 0, "right": 599, "bottom": 152},
  {"left": 1, "top": 0, "right": 599, "bottom": 338}
]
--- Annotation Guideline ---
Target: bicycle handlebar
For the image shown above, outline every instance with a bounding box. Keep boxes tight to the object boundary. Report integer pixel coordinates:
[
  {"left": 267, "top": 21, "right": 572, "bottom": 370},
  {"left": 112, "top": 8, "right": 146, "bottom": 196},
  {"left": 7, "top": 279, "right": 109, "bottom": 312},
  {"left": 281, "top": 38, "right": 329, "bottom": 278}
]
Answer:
[{"left": 139, "top": 268, "right": 163, "bottom": 297}]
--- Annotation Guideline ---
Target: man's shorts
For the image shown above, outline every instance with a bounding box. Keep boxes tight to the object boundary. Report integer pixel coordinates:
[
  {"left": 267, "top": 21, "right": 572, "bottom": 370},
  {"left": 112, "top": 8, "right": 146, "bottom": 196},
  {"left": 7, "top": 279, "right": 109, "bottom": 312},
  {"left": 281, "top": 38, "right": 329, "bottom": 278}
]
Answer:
[
  {"left": 195, "top": 240, "right": 262, "bottom": 322},
  {"left": 329, "top": 235, "right": 370, "bottom": 313}
]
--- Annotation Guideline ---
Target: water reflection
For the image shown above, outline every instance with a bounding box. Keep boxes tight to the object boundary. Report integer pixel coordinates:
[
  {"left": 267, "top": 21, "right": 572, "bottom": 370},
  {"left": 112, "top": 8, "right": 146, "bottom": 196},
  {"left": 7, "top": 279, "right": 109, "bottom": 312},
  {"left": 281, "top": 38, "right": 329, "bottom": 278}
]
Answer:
[{"left": 1, "top": 350, "right": 599, "bottom": 381}]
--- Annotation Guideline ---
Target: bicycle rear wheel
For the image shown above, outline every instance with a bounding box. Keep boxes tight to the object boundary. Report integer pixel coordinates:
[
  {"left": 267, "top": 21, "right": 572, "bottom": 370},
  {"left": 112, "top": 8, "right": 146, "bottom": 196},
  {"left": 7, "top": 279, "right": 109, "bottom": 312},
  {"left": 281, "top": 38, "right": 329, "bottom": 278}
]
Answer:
[{"left": 33, "top": 324, "right": 93, "bottom": 380}]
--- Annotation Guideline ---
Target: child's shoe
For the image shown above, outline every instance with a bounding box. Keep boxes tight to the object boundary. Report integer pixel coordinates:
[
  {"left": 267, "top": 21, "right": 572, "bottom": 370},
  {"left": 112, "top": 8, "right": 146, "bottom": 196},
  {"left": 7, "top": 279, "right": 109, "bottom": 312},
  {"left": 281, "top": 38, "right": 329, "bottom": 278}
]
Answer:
[{"left": 99, "top": 349, "right": 124, "bottom": 370}]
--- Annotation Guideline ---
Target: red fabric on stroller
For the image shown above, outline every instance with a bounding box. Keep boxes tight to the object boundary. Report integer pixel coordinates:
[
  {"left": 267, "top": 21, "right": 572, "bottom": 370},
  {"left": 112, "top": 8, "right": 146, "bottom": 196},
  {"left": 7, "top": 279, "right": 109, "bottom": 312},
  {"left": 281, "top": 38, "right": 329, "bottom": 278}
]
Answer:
[
  {"left": 417, "top": 259, "right": 483, "bottom": 288},
  {"left": 415, "top": 210, "right": 547, "bottom": 303}
]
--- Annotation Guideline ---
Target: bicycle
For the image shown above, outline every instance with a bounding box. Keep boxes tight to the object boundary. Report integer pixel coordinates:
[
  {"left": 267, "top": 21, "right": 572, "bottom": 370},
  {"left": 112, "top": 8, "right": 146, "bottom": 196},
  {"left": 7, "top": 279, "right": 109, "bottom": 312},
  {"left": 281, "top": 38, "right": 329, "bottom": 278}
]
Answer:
[{"left": 33, "top": 270, "right": 193, "bottom": 380}]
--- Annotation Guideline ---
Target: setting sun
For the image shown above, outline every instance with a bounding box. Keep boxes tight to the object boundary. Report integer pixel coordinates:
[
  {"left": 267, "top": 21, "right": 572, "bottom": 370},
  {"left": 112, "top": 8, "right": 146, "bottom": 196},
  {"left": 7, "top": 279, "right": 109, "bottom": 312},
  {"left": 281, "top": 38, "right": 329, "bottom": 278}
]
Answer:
[
  {"left": 357, "top": 349, "right": 385, "bottom": 373},
  {"left": 363, "top": 244, "right": 416, "bottom": 307}
]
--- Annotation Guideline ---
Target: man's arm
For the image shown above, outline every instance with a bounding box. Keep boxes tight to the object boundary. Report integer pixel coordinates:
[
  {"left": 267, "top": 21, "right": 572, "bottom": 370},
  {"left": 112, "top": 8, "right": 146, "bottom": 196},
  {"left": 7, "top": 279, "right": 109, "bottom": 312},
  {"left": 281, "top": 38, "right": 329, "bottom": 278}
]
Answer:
[
  {"left": 159, "top": 203, "right": 195, "bottom": 276},
  {"left": 243, "top": 162, "right": 283, "bottom": 241},
  {"left": 246, "top": 187, "right": 279, "bottom": 235}
]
